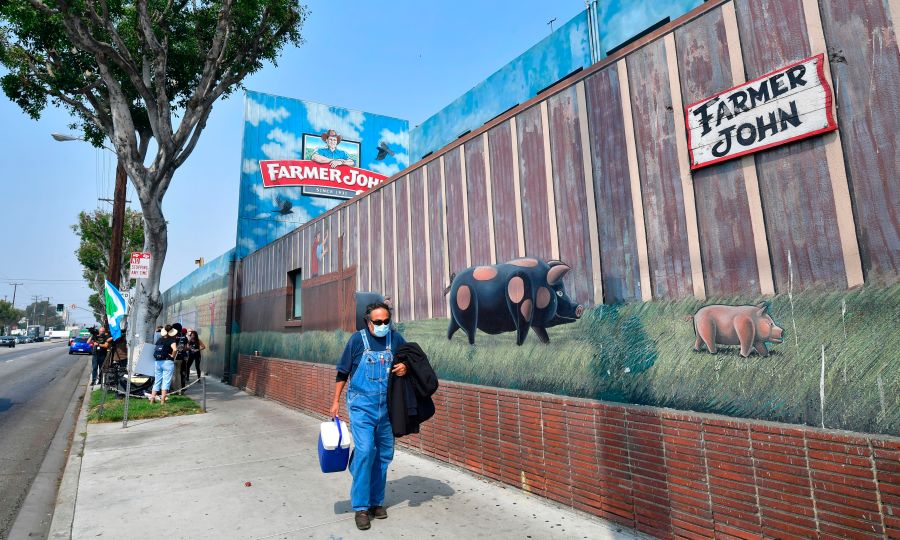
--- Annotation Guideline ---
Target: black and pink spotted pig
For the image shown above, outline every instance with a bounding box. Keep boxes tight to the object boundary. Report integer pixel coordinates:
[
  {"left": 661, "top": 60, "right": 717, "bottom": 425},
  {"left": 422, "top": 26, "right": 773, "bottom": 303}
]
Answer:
[{"left": 446, "top": 258, "right": 584, "bottom": 346}]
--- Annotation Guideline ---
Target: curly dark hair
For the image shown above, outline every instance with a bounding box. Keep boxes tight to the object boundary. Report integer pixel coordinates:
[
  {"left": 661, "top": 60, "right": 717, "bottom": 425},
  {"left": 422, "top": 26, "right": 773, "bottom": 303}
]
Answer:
[{"left": 364, "top": 302, "right": 392, "bottom": 319}]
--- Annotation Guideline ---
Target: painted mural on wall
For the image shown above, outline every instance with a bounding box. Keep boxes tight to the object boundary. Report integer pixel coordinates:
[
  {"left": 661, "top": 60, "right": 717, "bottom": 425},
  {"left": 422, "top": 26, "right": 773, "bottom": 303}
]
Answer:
[
  {"left": 401, "top": 283, "right": 899, "bottom": 436},
  {"left": 159, "top": 249, "right": 234, "bottom": 379},
  {"left": 236, "top": 91, "right": 409, "bottom": 258},
  {"left": 596, "top": 0, "right": 702, "bottom": 55},
  {"left": 446, "top": 258, "right": 584, "bottom": 345}
]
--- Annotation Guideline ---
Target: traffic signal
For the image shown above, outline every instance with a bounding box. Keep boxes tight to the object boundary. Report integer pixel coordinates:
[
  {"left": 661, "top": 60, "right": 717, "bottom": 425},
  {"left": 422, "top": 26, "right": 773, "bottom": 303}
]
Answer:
[{"left": 56, "top": 303, "right": 64, "bottom": 313}]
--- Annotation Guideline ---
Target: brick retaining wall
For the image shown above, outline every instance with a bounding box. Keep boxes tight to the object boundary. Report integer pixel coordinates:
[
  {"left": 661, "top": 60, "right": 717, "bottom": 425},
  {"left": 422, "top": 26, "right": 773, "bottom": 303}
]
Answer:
[{"left": 234, "top": 355, "right": 900, "bottom": 539}]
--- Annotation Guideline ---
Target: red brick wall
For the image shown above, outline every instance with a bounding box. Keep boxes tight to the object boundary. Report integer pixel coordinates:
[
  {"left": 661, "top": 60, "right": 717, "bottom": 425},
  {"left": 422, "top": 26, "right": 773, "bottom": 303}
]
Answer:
[{"left": 234, "top": 355, "right": 900, "bottom": 539}]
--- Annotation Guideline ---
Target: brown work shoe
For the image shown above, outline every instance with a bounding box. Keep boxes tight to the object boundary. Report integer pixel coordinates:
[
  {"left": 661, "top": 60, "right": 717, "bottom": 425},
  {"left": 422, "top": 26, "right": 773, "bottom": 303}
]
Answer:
[
  {"left": 369, "top": 506, "right": 388, "bottom": 519},
  {"left": 355, "top": 510, "right": 371, "bottom": 530}
]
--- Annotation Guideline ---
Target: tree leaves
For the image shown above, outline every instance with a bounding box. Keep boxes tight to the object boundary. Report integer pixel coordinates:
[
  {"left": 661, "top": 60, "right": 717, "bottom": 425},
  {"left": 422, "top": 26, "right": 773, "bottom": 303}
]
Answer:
[{"left": 72, "top": 208, "right": 145, "bottom": 322}]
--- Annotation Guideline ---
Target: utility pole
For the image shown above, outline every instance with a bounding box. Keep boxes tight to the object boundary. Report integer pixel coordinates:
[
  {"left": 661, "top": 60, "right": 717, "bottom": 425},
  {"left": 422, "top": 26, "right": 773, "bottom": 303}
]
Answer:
[
  {"left": 8, "top": 282, "right": 22, "bottom": 306},
  {"left": 29, "top": 294, "right": 40, "bottom": 328},
  {"left": 107, "top": 160, "right": 128, "bottom": 288}
]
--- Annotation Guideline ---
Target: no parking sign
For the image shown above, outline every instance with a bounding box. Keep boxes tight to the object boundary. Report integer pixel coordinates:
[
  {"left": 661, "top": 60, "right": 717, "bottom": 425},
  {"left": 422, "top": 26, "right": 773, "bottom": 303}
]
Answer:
[{"left": 129, "top": 252, "right": 151, "bottom": 279}]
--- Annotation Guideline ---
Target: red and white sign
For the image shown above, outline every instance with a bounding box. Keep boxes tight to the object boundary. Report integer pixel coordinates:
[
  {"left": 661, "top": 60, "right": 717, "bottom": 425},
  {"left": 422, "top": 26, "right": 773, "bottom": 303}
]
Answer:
[
  {"left": 259, "top": 160, "right": 388, "bottom": 197},
  {"left": 685, "top": 54, "right": 837, "bottom": 170},
  {"left": 129, "top": 252, "right": 151, "bottom": 279}
]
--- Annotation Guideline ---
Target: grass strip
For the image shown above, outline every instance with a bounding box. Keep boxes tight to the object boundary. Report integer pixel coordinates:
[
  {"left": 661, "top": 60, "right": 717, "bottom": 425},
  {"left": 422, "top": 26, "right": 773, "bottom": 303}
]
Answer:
[{"left": 87, "top": 389, "right": 202, "bottom": 423}]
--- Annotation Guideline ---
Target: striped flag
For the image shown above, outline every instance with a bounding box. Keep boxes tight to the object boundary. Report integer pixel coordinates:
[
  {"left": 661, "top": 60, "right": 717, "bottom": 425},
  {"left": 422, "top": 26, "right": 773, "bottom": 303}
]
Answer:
[{"left": 104, "top": 280, "right": 128, "bottom": 340}]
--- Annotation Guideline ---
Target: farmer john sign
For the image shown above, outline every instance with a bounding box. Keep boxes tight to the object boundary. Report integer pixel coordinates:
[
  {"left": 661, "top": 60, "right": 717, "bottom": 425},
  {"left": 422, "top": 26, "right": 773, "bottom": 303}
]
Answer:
[
  {"left": 259, "top": 130, "right": 388, "bottom": 199},
  {"left": 236, "top": 91, "right": 409, "bottom": 258},
  {"left": 686, "top": 54, "right": 837, "bottom": 169}
]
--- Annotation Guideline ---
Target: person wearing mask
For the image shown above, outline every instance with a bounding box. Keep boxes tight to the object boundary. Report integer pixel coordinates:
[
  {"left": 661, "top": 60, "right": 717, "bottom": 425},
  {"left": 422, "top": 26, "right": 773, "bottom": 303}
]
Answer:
[
  {"left": 330, "top": 302, "right": 408, "bottom": 531},
  {"left": 185, "top": 329, "right": 206, "bottom": 381},
  {"left": 149, "top": 325, "right": 178, "bottom": 404},
  {"left": 171, "top": 323, "right": 189, "bottom": 388},
  {"left": 88, "top": 326, "right": 112, "bottom": 386}
]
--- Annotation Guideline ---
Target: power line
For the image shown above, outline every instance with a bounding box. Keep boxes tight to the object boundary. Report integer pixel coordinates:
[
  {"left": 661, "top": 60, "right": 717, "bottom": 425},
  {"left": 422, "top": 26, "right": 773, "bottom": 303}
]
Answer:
[{"left": 3, "top": 278, "right": 86, "bottom": 282}]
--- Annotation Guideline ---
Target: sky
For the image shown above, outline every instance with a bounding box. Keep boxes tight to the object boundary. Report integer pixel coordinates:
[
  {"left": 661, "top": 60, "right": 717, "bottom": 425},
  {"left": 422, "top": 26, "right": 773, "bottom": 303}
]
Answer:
[{"left": 0, "top": 1, "right": 589, "bottom": 326}]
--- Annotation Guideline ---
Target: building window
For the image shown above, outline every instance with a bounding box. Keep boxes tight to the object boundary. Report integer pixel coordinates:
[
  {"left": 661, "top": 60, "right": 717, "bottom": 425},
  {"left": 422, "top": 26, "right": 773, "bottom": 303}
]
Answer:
[{"left": 289, "top": 269, "right": 302, "bottom": 319}]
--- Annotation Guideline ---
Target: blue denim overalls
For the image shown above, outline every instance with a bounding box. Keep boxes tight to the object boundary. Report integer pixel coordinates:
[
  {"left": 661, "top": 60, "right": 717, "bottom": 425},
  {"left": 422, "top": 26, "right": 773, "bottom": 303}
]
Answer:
[{"left": 347, "top": 329, "right": 394, "bottom": 511}]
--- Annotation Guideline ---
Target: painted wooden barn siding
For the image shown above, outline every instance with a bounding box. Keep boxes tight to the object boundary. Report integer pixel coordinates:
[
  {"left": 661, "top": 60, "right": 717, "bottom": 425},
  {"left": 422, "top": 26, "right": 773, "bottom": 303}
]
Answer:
[
  {"left": 627, "top": 39, "right": 694, "bottom": 299},
  {"left": 516, "top": 105, "right": 554, "bottom": 260},
  {"left": 408, "top": 168, "right": 430, "bottom": 320},
  {"left": 464, "top": 138, "right": 493, "bottom": 266},
  {"left": 369, "top": 190, "right": 383, "bottom": 293},
  {"left": 396, "top": 177, "right": 412, "bottom": 322},
  {"left": 675, "top": 7, "right": 762, "bottom": 296},
  {"left": 735, "top": 0, "right": 846, "bottom": 291},
  {"left": 487, "top": 121, "right": 520, "bottom": 263},
  {"left": 357, "top": 198, "right": 370, "bottom": 291},
  {"left": 583, "top": 66, "right": 642, "bottom": 303},
  {"left": 547, "top": 87, "right": 595, "bottom": 305},
  {"left": 443, "top": 149, "right": 468, "bottom": 274},
  {"left": 426, "top": 159, "right": 448, "bottom": 318},
  {"left": 819, "top": 0, "right": 900, "bottom": 283},
  {"left": 319, "top": 219, "right": 328, "bottom": 276},
  {"left": 335, "top": 205, "right": 356, "bottom": 269},
  {"left": 382, "top": 184, "right": 396, "bottom": 305},
  {"left": 326, "top": 213, "right": 334, "bottom": 273},
  {"left": 348, "top": 202, "right": 358, "bottom": 280}
]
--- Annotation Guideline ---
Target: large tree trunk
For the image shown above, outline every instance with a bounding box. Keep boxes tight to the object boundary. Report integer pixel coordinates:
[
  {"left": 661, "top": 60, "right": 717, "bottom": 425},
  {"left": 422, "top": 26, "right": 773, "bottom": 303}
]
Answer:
[{"left": 129, "top": 181, "right": 168, "bottom": 366}]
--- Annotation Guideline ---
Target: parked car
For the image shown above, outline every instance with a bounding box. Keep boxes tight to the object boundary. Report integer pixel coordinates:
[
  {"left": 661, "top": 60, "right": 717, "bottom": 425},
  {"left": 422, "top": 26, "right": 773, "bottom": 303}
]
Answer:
[
  {"left": 0, "top": 336, "right": 15, "bottom": 348},
  {"left": 15, "top": 336, "right": 28, "bottom": 344},
  {"left": 69, "top": 337, "right": 92, "bottom": 355}
]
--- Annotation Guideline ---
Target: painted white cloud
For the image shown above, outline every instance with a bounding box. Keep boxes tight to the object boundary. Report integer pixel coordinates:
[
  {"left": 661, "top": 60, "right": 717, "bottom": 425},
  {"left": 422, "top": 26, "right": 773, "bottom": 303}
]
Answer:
[
  {"left": 238, "top": 237, "right": 258, "bottom": 253},
  {"left": 260, "top": 128, "right": 305, "bottom": 160},
  {"left": 369, "top": 161, "right": 402, "bottom": 177},
  {"left": 308, "top": 198, "right": 341, "bottom": 212},
  {"left": 305, "top": 102, "right": 365, "bottom": 140},
  {"left": 245, "top": 98, "right": 290, "bottom": 127},
  {"left": 379, "top": 127, "right": 409, "bottom": 148},
  {"left": 242, "top": 159, "right": 260, "bottom": 174},
  {"left": 393, "top": 151, "right": 410, "bottom": 168}
]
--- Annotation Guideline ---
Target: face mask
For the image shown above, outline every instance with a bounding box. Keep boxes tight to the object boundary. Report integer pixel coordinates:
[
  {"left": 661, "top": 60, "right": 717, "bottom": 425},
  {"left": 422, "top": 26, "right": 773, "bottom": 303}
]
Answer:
[{"left": 372, "top": 324, "right": 390, "bottom": 338}]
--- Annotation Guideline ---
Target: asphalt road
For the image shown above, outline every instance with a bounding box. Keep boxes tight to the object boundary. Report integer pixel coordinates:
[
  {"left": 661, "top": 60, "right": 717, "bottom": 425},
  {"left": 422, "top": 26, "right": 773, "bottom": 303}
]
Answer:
[{"left": 0, "top": 340, "right": 87, "bottom": 540}]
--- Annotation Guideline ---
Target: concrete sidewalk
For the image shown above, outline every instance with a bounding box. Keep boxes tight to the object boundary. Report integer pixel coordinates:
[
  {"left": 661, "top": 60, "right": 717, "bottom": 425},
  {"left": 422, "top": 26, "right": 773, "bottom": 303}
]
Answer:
[{"left": 53, "top": 378, "right": 646, "bottom": 539}]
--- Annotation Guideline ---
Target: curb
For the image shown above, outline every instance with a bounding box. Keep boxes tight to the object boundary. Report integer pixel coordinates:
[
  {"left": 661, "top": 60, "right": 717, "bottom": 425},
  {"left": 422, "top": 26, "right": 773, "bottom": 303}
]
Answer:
[{"left": 48, "top": 362, "right": 92, "bottom": 540}]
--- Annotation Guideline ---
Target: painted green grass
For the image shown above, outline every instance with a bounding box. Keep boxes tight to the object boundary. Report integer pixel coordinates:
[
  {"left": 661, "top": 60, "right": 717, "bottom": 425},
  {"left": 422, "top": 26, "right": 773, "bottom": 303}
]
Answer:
[
  {"left": 87, "top": 389, "right": 203, "bottom": 423},
  {"left": 233, "top": 284, "right": 899, "bottom": 435}
]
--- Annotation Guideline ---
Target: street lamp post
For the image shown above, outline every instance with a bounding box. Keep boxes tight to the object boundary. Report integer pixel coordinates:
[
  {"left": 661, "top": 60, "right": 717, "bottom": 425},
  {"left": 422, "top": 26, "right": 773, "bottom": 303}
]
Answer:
[{"left": 52, "top": 133, "right": 127, "bottom": 289}]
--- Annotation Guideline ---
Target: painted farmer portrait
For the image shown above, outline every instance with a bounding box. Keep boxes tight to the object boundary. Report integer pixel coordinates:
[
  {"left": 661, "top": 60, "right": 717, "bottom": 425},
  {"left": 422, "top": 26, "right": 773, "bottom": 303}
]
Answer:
[{"left": 312, "top": 129, "right": 355, "bottom": 168}]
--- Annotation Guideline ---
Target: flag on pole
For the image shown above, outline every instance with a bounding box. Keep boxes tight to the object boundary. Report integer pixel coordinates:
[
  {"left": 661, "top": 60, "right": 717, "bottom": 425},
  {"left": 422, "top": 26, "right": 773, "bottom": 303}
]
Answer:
[{"left": 104, "top": 280, "right": 128, "bottom": 340}]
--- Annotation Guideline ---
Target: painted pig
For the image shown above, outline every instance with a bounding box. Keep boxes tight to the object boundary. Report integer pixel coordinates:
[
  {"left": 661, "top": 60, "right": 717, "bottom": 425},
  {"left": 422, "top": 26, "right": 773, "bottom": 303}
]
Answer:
[
  {"left": 446, "top": 258, "right": 584, "bottom": 345},
  {"left": 690, "top": 303, "right": 785, "bottom": 357}
]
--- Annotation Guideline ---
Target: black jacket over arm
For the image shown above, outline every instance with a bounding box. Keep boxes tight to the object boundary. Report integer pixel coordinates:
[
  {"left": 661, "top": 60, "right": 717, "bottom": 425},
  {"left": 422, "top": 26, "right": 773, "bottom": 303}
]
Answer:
[{"left": 388, "top": 342, "right": 438, "bottom": 437}]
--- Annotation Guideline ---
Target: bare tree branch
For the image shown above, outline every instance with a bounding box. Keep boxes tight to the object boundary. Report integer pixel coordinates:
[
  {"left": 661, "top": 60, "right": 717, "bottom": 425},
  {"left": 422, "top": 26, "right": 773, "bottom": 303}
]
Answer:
[
  {"left": 136, "top": 0, "right": 173, "bottom": 146},
  {"left": 171, "top": 101, "right": 214, "bottom": 170},
  {"left": 52, "top": 0, "right": 160, "bottom": 135}
]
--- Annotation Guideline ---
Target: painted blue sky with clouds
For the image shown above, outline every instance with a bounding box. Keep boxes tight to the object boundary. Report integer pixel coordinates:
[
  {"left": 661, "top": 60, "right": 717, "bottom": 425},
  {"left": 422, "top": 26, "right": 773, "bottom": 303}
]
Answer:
[{"left": 236, "top": 91, "right": 409, "bottom": 258}]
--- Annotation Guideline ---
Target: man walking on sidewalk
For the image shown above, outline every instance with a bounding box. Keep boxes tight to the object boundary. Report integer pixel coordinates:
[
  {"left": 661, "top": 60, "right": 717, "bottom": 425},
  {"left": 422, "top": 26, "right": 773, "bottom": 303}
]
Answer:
[{"left": 330, "top": 302, "right": 407, "bottom": 530}]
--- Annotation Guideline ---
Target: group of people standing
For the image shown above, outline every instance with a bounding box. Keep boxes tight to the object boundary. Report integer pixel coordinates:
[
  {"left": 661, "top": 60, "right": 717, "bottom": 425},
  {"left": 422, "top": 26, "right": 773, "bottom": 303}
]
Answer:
[{"left": 148, "top": 322, "right": 205, "bottom": 404}]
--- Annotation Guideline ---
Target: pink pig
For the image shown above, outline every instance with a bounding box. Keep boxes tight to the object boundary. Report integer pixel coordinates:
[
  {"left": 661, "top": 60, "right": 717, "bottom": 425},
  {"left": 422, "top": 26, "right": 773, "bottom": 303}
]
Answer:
[{"left": 689, "top": 303, "right": 785, "bottom": 358}]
